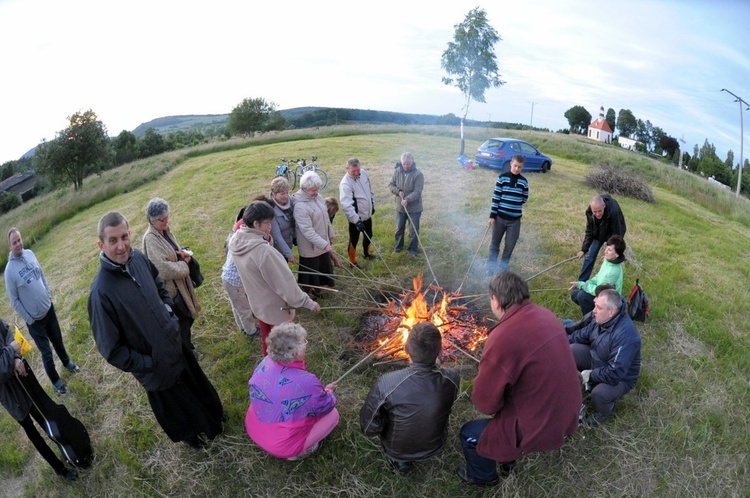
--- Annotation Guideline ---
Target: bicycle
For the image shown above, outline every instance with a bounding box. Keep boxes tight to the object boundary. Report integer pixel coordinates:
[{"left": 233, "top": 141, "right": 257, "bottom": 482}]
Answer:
[
  {"left": 274, "top": 157, "right": 297, "bottom": 189},
  {"left": 294, "top": 155, "right": 328, "bottom": 189}
]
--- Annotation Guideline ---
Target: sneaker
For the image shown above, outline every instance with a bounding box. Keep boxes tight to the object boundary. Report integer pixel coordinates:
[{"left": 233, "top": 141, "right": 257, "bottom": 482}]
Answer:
[
  {"left": 53, "top": 380, "right": 67, "bottom": 395},
  {"left": 455, "top": 466, "right": 499, "bottom": 487},
  {"left": 244, "top": 325, "right": 260, "bottom": 338},
  {"left": 287, "top": 442, "right": 319, "bottom": 461},
  {"left": 65, "top": 362, "right": 80, "bottom": 373}
]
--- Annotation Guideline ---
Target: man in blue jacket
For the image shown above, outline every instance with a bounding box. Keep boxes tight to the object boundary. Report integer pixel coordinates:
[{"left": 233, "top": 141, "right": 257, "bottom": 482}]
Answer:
[{"left": 568, "top": 288, "right": 641, "bottom": 426}]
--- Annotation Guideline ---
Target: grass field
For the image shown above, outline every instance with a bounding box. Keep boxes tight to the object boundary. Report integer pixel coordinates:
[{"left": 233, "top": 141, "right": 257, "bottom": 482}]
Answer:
[{"left": 0, "top": 127, "right": 749, "bottom": 497}]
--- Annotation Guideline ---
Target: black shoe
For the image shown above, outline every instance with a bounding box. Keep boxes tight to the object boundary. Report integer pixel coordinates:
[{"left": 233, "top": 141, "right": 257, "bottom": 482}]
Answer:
[
  {"left": 57, "top": 467, "right": 78, "bottom": 481},
  {"left": 455, "top": 466, "right": 499, "bottom": 487},
  {"left": 363, "top": 253, "right": 377, "bottom": 260},
  {"left": 389, "top": 459, "right": 413, "bottom": 474},
  {"left": 499, "top": 460, "right": 517, "bottom": 477},
  {"left": 585, "top": 412, "right": 608, "bottom": 427},
  {"left": 53, "top": 380, "right": 67, "bottom": 395}
]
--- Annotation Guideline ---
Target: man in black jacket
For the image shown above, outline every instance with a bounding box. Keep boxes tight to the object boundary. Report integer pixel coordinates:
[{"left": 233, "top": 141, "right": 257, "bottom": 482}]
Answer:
[
  {"left": 88, "top": 212, "right": 223, "bottom": 449},
  {"left": 359, "top": 322, "right": 459, "bottom": 473},
  {"left": 576, "top": 194, "right": 627, "bottom": 281}
]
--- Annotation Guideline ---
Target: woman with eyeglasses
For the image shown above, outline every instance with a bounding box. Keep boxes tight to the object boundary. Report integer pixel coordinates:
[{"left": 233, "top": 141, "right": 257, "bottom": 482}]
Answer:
[
  {"left": 229, "top": 201, "right": 321, "bottom": 356},
  {"left": 143, "top": 197, "right": 202, "bottom": 359}
]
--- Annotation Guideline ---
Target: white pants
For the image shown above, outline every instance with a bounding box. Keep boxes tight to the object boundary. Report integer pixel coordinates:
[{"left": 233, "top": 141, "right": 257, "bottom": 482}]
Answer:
[{"left": 223, "top": 280, "right": 255, "bottom": 334}]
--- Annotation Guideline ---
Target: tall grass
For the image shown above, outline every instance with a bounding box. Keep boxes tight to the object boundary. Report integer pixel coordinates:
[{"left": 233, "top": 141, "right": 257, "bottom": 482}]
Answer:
[{"left": 1, "top": 128, "right": 749, "bottom": 497}]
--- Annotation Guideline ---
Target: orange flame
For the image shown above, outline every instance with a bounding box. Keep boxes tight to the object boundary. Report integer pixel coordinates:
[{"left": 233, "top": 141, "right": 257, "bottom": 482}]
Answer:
[{"left": 377, "top": 274, "right": 487, "bottom": 360}]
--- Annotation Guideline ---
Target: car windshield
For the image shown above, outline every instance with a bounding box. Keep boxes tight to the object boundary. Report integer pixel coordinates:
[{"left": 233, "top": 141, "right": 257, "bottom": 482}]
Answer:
[{"left": 483, "top": 139, "right": 504, "bottom": 150}]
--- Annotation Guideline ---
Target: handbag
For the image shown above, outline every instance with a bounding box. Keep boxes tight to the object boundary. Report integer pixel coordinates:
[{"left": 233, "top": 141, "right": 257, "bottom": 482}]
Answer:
[
  {"left": 171, "top": 292, "right": 192, "bottom": 319},
  {"left": 188, "top": 256, "right": 204, "bottom": 288}
]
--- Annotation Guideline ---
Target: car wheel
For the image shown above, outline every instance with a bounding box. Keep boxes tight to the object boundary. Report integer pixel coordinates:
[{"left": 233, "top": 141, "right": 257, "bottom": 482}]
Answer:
[{"left": 541, "top": 161, "right": 550, "bottom": 173}]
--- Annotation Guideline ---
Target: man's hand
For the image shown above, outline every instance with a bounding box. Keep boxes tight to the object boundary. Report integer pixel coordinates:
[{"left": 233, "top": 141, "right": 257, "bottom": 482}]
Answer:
[
  {"left": 488, "top": 218, "right": 495, "bottom": 226},
  {"left": 576, "top": 251, "right": 585, "bottom": 259},
  {"left": 355, "top": 220, "right": 366, "bottom": 232},
  {"left": 310, "top": 302, "right": 321, "bottom": 313},
  {"left": 14, "top": 358, "right": 27, "bottom": 376},
  {"left": 580, "top": 370, "right": 592, "bottom": 385},
  {"left": 401, "top": 199, "right": 408, "bottom": 207}
]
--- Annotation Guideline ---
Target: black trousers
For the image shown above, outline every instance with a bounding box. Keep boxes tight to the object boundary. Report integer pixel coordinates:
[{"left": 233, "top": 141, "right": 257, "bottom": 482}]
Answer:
[
  {"left": 348, "top": 218, "right": 373, "bottom": 255},
  {"left": 18, "top": 405, "right": 67, "bottom": 473}
]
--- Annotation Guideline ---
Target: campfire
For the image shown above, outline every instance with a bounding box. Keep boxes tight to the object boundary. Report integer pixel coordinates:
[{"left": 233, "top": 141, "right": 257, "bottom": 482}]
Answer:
[{"left": 362, "top": 274, "right": 488, "bottom": 363}]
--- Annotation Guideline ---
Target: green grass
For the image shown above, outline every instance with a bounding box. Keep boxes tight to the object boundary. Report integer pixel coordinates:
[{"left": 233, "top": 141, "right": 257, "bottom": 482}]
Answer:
[{"left": 1, "top": 127, "right": 749, "bottom": 497}]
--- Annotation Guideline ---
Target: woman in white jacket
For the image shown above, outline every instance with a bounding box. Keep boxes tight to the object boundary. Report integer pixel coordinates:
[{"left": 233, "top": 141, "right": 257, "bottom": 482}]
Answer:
[{"left": 293, "top": 172, "right": 342, "bottom": 297}]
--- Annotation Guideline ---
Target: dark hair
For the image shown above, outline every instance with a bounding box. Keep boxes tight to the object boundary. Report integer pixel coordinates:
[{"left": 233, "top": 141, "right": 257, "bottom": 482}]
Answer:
[
  {"left": 511, "top": 154, "right": 525, "bottom": 164},
  {"left": 242, "top": 201, "right": 275, "bottom": 227},
  {"left": 606, "top": 234, "right": 626, "bottom": 257},
  {"left": 406, "top": 322, "right": 442, "bottom": 364},
  {"left": 594, "top": 283, "right": 616, "bottom": 296},
  {"left": 488, "top": 271, "right": 529, "bottom": 310},
  {"left": 98, "top": 212, "right": 129, "bottom": 241}
]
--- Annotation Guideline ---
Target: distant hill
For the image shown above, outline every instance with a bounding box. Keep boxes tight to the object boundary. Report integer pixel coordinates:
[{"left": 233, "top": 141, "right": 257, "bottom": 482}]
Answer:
[{"left": 130, "top": 107, "right": 525, "bottom": 138}]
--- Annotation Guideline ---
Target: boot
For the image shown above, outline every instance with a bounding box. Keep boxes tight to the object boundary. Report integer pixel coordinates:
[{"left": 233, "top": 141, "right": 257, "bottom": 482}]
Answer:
[{"left": 348, "top": 243, "right": 358, "bottom": 266}]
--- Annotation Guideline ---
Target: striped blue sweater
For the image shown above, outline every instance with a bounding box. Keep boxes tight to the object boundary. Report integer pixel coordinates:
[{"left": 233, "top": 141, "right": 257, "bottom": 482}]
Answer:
[{"left": 490, "top": 172, "right": 529, "bottom": 220}]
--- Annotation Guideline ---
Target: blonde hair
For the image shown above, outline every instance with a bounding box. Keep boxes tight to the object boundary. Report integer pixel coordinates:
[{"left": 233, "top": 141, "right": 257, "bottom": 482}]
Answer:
[{"left": 270, "top": 176, "right": 290, "bottom": 194}]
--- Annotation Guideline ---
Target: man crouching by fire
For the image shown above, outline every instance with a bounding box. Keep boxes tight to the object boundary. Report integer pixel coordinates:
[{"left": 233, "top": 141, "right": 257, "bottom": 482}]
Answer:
[{"left": 456, "top": 271, "right": 581, "bottom": 487}]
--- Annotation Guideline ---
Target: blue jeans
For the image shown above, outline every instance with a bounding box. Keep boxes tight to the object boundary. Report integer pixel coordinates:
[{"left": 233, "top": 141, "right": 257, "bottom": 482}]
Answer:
[
  {"left": 570, "top": 289, "right": 595, "bottom": 316},
  {"left": 578, "top": 239, "right": 603, "bottom": 281},
  {"left": 26, "top": 304, "right": 70, "bottom": 385},
  {"left": 459, "top": 419, "right": 503, "bottom": 482},
  {"left": 394, "top": 211, "right": 421, "bottom": 255},
  {"left": 488, "top": 217, "right": 521, "bottom": 272}
]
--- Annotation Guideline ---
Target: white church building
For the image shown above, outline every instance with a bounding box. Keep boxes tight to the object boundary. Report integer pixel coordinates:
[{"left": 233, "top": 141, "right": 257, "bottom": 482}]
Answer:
[{"left": 587, "top": 106, "right": 613, "bottom": 144}]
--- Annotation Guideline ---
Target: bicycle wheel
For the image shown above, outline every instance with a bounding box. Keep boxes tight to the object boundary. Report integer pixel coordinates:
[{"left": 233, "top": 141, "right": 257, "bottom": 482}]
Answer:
[
  {"left": 283, "top": 168, "right": 295, "bottom": 190},
  {"left": 317, "top": 168, "right": 328, "bottom": 189},
  {"left": 295, "top": 165, "right": 306, "bottom": 189}
]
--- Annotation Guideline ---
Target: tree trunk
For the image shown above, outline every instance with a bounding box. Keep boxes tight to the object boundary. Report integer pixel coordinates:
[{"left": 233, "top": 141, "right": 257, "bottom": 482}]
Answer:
[{"left": 460, "top": 119, "right": 465, "bottom": 156}]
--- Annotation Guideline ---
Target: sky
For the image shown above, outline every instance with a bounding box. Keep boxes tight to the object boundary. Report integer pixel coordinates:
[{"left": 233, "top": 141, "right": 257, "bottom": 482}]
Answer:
[{"left": 1, "top": 0, "right": 748, "bottom": 165}]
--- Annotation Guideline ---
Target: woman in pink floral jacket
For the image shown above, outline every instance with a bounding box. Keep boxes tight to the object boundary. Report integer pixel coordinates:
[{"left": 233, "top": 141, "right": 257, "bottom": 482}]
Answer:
[{"left": 245, "top": 322, "right": 338, "bottom": 459}]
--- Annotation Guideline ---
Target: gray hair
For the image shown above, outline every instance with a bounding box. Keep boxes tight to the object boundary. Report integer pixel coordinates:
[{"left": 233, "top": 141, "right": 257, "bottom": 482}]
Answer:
[
  {"left": 267, "top": 322, "right": 307, "bottom": 364},
  {"left": 400, "top": 152, "right": 414, "bottom": 164},
  {"left": 346, "top": 158, "right": 360, "bottom": 168},
  {"left": 145, "top": 197, "right": 169, "bottom": 222},
  {"left": 598, "top": 289, "right": 621, "bottom": 311},
  {"left": 300, "top": 171, "right": 322, "bottom": 191}
]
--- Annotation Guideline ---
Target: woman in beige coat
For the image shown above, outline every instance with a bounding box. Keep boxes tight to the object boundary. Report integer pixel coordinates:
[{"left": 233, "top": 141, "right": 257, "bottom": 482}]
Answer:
[
  {"left": 142, "top": 198, "right": 202, "bottom": 358},
  {"left": 293, "top": 172, "right": 342, "bottom": 297}
]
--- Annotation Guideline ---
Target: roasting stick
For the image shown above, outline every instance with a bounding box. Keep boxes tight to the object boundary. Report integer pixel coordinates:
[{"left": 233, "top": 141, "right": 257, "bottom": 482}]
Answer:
[
  {"left": 331, "top": 251, "right": 385, "bottom": 304},
  {"left": 332, "top": 332, "right": 403, "bottom": 385},
  {"left": 296, "top": 270, "right": 407, "bottom": 292},
  {"left": 360, "top": 230, "right": 400, "bottom": 284},
  {"left": 456, "top": 224, "right": 492, "bottom": 294},
  {"left": 525, "top": 256, "right": 578, "bottom": 282},
  {"left": 403, "top": 209, "right": 440, "bottom": 288}
]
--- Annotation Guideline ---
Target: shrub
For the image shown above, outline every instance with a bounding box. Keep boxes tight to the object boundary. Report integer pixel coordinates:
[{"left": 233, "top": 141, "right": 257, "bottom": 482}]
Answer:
[
  {"left": 585, "top": 162, "right": 656, "bottom": 203},
  {"left": 0, "top": 191, "right": 22, "bottom": 214}
]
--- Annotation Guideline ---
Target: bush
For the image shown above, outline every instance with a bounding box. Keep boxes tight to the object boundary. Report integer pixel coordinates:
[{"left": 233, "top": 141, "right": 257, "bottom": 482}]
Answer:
[
  {"left": 0, "top": 191, "right": 22, "bottom": 214},
  {"left": 585, "top": 162, "right": 655, "bottom": 203}
]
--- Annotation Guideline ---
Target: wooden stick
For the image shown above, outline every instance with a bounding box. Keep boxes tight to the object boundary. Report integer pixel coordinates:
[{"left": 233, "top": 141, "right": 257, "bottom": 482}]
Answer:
[
  {"left": 333, "top": 332, "right": 402, "bottom": 384},
  {"left": 457, "top": 224, "right": 492, "bottom": 293},
  {"left": 525, "top": 256, "right": 578, "bottom": 282}
]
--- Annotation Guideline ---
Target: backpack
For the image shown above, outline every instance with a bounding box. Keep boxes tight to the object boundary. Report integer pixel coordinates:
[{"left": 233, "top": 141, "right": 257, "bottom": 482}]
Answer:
[{"left": 627, "top": 279, "right": 649, "bottom": 322}]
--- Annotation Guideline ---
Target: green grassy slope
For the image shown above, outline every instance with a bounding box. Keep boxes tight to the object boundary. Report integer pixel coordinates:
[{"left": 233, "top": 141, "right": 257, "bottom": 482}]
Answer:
[{"left": 0, "top": 130, "right": 748, "bottom": 497}]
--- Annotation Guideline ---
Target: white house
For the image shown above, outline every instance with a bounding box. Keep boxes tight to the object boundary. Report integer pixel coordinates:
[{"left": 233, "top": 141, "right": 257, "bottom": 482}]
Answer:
[
  {"left": 618, "top": 136, "right": 640, "bottom": 151},
  {"left": 587, "top": 106, "right": 612, "bottom": 144}
]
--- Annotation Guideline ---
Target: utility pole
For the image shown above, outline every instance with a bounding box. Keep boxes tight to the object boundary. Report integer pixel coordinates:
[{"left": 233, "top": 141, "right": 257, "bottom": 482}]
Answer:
[
  {"left": 529, "top": 101, "right": 537, "bottom": 128},
  {"left": 721, "top": 88, "right": 749, "bottom": 197}
]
